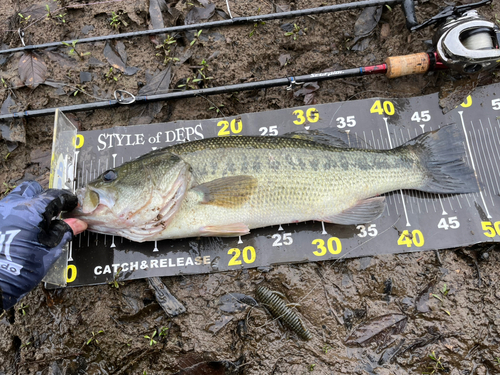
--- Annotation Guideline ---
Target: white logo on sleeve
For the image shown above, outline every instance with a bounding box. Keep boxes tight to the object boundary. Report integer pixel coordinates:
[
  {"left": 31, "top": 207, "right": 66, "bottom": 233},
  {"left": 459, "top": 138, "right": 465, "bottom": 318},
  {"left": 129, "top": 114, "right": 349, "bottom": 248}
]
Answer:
[{"left": 0, "top": 230, "right": 23, "bottom": 276}]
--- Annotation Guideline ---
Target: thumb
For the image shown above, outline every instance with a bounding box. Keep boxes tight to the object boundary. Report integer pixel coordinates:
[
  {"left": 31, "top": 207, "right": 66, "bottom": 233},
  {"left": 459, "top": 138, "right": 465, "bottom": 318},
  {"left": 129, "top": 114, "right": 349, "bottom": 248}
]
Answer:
[{"left": 63, "top": 218, "right": 88, "bottom": 235}]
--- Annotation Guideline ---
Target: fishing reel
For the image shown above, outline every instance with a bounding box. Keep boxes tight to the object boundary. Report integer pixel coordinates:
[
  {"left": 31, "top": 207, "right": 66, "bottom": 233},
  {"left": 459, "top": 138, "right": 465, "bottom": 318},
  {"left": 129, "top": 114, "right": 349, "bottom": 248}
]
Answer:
[
  {"left": 405, "top": 0, "right": 500, "bottom": 75},
  {"left": 433, "top": 10, "right": 500, "bottom": 74}
]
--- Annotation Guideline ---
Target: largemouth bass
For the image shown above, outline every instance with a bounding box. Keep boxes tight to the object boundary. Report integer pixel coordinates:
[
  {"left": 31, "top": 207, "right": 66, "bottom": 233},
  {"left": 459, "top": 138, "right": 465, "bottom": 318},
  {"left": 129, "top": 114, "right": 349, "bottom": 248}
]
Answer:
[{"left": 69, "top": 126, "right": 478, "bottom": 242}]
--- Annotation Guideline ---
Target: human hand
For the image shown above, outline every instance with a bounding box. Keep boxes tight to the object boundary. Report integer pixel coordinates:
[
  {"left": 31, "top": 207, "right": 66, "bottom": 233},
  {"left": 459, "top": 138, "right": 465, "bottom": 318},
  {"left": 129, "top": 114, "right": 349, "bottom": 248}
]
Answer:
[{"left": 0, "top": 181, "right": 87, "bottom": 309}]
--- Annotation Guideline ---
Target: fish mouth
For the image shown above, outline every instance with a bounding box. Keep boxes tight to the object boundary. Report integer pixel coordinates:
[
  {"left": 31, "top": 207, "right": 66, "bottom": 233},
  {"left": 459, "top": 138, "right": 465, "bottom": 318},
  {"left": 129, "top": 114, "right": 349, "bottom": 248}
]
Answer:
[{"left": 76, "top": 187, "right": 115, "bottom": 215}]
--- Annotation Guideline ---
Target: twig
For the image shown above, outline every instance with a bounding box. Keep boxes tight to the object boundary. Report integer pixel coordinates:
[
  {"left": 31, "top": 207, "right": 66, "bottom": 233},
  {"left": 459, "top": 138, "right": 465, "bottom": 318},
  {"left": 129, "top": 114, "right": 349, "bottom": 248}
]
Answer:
[
  {"left": 315, "top": 267, "right": 343, "bottom": 325},
  {"left": 18, "top": 351, "right": 82, "bottom": 365},
  {"left": 435, "top": 249, "right": 443, "bottom": 266}
]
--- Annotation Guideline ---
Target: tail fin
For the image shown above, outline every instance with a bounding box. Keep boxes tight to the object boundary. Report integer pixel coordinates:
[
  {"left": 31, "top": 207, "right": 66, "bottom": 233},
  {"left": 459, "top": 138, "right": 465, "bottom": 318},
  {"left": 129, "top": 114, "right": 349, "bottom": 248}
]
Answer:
[{"left": 400, "top": 125, "right": 479, "bottom": 194}]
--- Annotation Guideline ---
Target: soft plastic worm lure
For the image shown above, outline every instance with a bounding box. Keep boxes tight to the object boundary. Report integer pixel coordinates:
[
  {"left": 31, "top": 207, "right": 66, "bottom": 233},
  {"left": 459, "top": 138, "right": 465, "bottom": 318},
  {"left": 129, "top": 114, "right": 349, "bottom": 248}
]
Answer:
[{"left": 255, "top": 286, "right": 312, "bottom": 340}]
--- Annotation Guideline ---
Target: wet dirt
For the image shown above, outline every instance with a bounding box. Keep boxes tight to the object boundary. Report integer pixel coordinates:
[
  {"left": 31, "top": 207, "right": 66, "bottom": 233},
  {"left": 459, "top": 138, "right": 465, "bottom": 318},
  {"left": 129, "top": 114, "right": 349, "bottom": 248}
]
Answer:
[{"left": 1, "top": 0, "right": 500, "bottom": 374}]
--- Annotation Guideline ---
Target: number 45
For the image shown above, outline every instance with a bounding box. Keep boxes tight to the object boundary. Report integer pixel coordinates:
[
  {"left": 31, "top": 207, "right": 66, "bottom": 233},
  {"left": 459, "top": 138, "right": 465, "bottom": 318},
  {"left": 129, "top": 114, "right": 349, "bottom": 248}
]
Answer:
[
  {"left": 411, "top": 110, "right": 431, "bottom": 123},
  {"left": 437, "top": 216, "right": 460, "bottom": 230}
]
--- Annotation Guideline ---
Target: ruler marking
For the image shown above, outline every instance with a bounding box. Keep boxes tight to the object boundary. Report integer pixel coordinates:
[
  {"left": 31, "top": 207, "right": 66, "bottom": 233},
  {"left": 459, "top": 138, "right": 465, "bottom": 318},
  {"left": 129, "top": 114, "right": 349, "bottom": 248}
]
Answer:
[
  {"left": 479, "top": 120, "right": 499, "bottom": 198},
  {"left": 462, "top": 192, "right": 472, "bottom": 208},
  {"left": 472, "top": 125, "right": 494, "bottom": 202},
  {"left": 467, "top": 130, "right": 484, "bottom": 201},
  {"left": 446, "top": 196, "right": 454, "bottom": 211},
  {"left": 458, "top": 111, "right": 491, "bottom": 218},
  {"left": 384, "top": 118, "right": 410, "bottom": 226},
  {"left": 110, "top": 155, "right": 117, "bottom": 248},
  {"left": 437, "top": 195, "right": 447, "bottom": 215},
  {"left": 485, "top": 120, "right": 500, "bottom": 195},
  {"left": 470, "top": 127, "right": 494, "bottom": 207}
]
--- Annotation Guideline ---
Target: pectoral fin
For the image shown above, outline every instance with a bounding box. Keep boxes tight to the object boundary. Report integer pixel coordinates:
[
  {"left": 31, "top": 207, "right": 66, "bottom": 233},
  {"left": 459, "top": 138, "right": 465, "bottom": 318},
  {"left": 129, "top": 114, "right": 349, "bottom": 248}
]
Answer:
[
  {"left": 200, "top": 223, "right": 250, "bottom": 237},
  {"left": 322, "top": 196, "right": 386, "bottom": 225},
  {"left": 192, "top": 175, "right": 258, "bottom": 208}
]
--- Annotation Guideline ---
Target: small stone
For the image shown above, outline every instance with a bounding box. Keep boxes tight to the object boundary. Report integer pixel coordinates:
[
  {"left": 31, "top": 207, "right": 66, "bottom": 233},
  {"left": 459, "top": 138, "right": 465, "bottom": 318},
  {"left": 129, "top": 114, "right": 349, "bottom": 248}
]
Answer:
[
  {"left": 79, "top": 72, "right": 92, "bottom": 83},
  {"left": 380, "top": 23, "right": 390, "bottom": 39},
  {"left": 81, "top": 25, "right": 95, "bottom": 35}
]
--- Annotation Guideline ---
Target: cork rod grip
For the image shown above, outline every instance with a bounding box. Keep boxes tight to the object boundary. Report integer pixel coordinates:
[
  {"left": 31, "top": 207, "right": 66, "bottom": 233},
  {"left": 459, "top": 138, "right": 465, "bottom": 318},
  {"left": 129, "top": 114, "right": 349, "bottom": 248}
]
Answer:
[{"left": 385, "top": 52, "right": 430, "bottom": 78}]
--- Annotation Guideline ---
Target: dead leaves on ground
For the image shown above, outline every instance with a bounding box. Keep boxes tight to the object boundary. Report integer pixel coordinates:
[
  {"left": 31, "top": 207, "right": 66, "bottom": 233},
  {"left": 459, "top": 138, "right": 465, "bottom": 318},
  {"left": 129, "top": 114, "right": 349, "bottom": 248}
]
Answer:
[{"left": 18, "top": 52, "right": 47, "bottom": 89}]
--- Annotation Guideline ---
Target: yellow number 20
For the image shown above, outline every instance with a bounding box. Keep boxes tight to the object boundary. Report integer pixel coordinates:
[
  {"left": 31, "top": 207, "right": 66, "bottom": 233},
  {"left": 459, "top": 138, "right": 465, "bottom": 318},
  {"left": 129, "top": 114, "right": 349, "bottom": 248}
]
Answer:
[
  {"left": 217, "top": 118, "right": 243, "bottom": 136},
  {"left": 228, "top": 246, "right": 256, "bottom": 266}
]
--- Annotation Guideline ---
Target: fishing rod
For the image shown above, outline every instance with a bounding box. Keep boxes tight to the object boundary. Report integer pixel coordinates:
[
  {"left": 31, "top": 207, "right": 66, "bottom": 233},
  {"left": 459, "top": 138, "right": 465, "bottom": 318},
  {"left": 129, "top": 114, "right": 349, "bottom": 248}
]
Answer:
[
  {"left": 0, "top": 52, "right": 458, "bottom": 120},
  {"left": 1, "top": 0, "right": 413, "bottom": 55},
  {"left": 0, "top": 0, "right": 498, "bottom": 120}
]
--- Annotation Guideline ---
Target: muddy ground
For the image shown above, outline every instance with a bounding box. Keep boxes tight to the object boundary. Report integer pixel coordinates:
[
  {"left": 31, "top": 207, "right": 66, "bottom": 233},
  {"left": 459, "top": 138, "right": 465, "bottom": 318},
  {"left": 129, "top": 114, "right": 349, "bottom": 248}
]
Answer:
[{"left": 1, "top": 0, "right": 500, "bottom": 374}]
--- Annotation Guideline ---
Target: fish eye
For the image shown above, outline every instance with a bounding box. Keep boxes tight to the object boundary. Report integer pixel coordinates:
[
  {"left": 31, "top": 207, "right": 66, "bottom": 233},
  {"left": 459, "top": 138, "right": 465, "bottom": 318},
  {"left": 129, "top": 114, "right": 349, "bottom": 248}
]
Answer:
[{"left": 102, "top": 169, "right": 118, "bottom": 182}]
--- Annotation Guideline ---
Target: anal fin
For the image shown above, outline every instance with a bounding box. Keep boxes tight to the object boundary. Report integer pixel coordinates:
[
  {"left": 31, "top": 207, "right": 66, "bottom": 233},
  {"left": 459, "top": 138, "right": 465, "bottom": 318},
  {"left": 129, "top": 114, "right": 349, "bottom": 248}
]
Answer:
[
  {"left": 322, "top": 196, "right": 386, "bottom": 225},
  {"left": 200, "top": 223, "right": 250, "bottom": 237}
]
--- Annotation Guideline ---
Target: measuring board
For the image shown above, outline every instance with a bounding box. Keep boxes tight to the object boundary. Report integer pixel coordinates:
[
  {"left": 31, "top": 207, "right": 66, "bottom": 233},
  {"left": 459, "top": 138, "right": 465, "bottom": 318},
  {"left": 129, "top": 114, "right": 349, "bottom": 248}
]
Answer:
[{"left": 62, "top": 83, "right": 500, "bottom": 287}]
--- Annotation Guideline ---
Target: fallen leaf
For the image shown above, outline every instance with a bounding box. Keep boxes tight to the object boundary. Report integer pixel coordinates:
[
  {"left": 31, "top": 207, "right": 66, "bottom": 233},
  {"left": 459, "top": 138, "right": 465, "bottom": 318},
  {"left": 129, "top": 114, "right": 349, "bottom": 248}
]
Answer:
[
  {"left": 149, "top": 0, "right": 168, "bottom": 42},
  {"left": 415, "top": 280, "right": 435, "bottom": 313},
  {"left": 215, "top": 9, "right": 230, "bottom": 19},
  {"left": 345, "top": 314, "right": 407, "bottom": 347},
  {"left": 275, "top": 4, "right": 291, "bottom": 12},
  {"left": 18, "top": 52, "right": 47, "bottom": 88},
  {"left": 354, "top": 6, "right": 382, "bottom": 37},
  {"left": 103, "top": 41, "right": 138, "bottom": 76},
  {"left": 129, "top": 68, "right": 172, "bottom": 124},
  {"left": 0, "top": 94, "right": 25, "bottom": 151},
  {"left": 185, "top": 4, "right": 216, "bottom": 25},
  {"left": 0, "top": 44, "right": 12, "bottom": 67},
  {"left": 304, "top": 93, "right": 316, "bottom": 105},
  {"left": 103, "top": 41, "right": 126, "bottom": 72},
  {"left": 139, "top": 67, "right": 171, "bottom": 95},
  {"left": 294, "top": 82, "right": 319, "bottom": 98},
  {"left": 350, "top": 6, "right": 382, "bottom": 51},
  {"left": 44, "top": 51, "right": 78, "bottom": 68},
  {"left": 218, "top": 293, "right": 257, "bottom": 313},
  {"left": 121, "top": 0, "right": 147, "bottom": 25},
  {"left": 1, "top": 94, "right": 16, "bottom": 114},
  {"left": 278, "top": 54, "right": 291, "bottom": 67}
]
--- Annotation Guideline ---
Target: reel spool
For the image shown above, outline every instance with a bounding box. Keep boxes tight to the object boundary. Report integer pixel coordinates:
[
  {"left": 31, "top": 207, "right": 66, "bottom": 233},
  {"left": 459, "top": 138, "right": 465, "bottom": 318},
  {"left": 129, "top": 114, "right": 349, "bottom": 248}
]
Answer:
[{"left": 434, "top": 10, "right": 500, "bottom": 74}]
